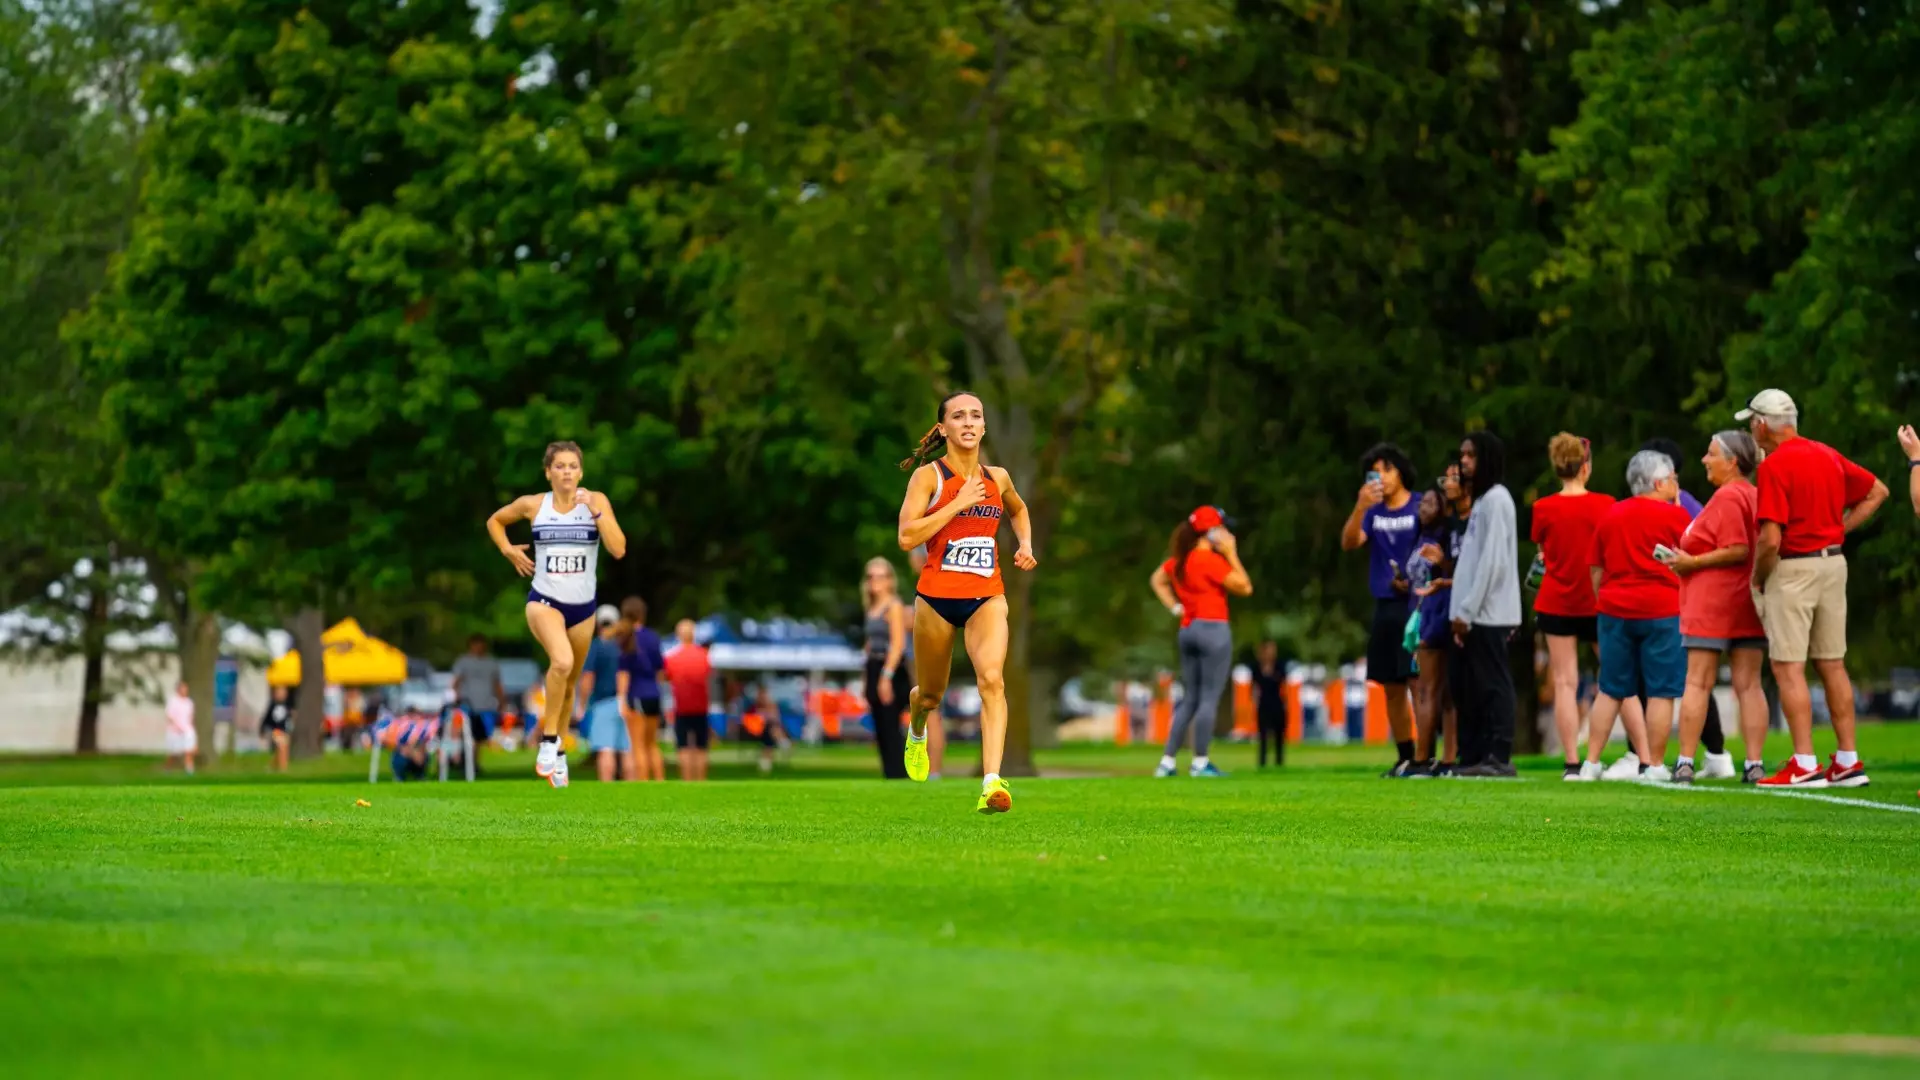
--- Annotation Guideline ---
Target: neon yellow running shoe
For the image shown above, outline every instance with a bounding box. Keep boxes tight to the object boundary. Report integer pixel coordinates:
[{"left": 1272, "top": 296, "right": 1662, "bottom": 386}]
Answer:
[
  {"left": 905, "top": 733, "right": 930, "bottom": 782},
  {"left": 975, "top": 777, "right": 1012, "bottom": 815}
]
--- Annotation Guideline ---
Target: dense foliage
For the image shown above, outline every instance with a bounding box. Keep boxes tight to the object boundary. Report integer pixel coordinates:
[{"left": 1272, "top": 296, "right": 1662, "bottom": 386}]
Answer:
[{"left": 9, "top": 0, "right": 1920, "bottom": 757}]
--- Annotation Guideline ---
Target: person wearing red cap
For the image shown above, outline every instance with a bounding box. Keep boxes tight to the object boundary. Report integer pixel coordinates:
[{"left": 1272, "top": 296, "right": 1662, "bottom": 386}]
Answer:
[
  {"left": 1742, "top": 389, "right": 1889, "bottom": 787},
  {"left": 1149, "top": 506, "right": 1253, "bottom": 777}
]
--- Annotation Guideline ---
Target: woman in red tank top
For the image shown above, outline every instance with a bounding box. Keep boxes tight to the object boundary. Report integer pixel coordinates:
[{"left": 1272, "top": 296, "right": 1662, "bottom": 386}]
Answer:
[{"left": 895, "top": 391, "right": 1037, "bottom": 814}]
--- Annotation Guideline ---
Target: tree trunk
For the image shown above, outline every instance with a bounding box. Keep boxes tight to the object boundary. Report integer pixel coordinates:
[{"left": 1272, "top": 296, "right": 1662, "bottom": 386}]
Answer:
[
  {"left": 179, "top": 606, "right": 221, "bottom": 765},
  {"left": 74, "top": 584, "right": 109, "bottom": 754},
  {"left": 290, "top": 606, "right": 326, "bottom": 759},
  {"left": 997, "top": 567, "right": 1039, "bottom": 777}
]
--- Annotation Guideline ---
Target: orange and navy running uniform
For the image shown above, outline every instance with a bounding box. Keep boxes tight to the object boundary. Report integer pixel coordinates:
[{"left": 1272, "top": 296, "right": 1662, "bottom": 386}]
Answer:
[{"left": 915, "top": 459, "right": 1005, "bottom": 627}]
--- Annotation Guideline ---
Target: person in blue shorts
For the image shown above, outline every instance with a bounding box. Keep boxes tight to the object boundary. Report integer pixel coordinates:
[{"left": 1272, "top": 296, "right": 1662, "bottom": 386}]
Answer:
[{"left": 1406, "top": 474, "right": 1462, "bottom": 775}]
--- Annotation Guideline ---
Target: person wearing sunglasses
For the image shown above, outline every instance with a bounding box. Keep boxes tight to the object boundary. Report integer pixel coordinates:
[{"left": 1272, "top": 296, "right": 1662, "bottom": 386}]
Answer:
[
  {"left": 1149, "top": 506, "right": 1253, "bottom": 777},
  {"left": 1532, "top": 433, "right": 1648, "bottom": 780}
]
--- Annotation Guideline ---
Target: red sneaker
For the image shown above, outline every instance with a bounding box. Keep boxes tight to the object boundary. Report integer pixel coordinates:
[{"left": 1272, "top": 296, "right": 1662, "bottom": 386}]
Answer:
[
  {"left": 1758, "top": 759, "right": 1829, "bottom": 789},
  {"left": 1825, "top": 757, "right": 1870, "bottom": 789}
]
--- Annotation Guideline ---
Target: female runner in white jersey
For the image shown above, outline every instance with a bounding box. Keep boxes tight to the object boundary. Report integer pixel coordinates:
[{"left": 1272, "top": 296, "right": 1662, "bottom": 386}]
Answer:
[
  {"left": 897, "top": 391, "right": 1037, "bottom": 814},
  {"left": 486, "top": 441, "right": 627, "bottom": 787}
]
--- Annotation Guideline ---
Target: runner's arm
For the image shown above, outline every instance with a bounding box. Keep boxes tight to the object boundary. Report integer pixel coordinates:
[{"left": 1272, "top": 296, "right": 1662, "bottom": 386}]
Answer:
[
  {"left": 997, "top": 469, "right": 1038, "bottom": 569},
  {"left": 897, "top": 466, "right": 970, "bottom": 550},
  {"left": 487, "top": 495, "right": 542, "bottom": 574},
  {"left": 589, "top": 491, "right": 627, "bottom": 559}
]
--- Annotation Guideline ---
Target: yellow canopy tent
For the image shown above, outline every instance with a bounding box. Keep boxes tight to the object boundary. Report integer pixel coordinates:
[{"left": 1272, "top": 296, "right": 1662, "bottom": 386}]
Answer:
[{"left": 266, "top": 618, "right": 409, "bottom": 687}]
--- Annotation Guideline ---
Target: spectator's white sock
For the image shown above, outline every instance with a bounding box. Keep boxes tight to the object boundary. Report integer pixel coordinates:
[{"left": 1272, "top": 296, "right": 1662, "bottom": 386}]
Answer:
[
  {"left": 1793, "top": 753, "right": 1818, "bottom": 770},
  {"left": 1159, "top": 754, "right": 1178, "bottom": 770},
  {"left": 1835, "top": 750, "right": 1859, "bottom": 767},
  {"left": 982, "top": 772, "right": 1000, "bottom": 791},
  {"left": 1192, "top": 756, "right": 1210, "bottom": 770},
  {"left": 1745, "top": 760, "right": 1764, "bottom": 770},
  {"left": 1677, "top": 756, "right": 1694, "bottom": 768}
]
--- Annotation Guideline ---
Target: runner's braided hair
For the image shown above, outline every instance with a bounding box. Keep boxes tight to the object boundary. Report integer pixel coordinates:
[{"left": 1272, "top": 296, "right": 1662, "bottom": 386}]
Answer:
[{"left": 897, "top": 390, "right": 980, "bottom": 470}]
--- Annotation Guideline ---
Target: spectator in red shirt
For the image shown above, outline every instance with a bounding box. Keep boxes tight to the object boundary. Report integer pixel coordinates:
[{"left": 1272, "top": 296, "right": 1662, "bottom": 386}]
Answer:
[
  {"left": 1743, "top": 389, "right": 1889, "bottom": 788},
  {"left": 1576, "top": 451, "right": 1691, "bottom": 782},
  {"left": 1149, "top": 506, "right": 1253, "bottom": 778},
  {"left": 1531, "top": 432, "right": 1647, "bottom": 779},
  {"left": 1667, "top": 431, "right": 1768, "bottom": 784},
  {"left": 663, "top": 619, "right": 714, "bottom": 781}
]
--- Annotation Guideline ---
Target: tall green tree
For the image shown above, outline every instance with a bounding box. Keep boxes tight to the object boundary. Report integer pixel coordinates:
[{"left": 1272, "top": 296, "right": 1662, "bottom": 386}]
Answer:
[
  {"left": 75, "top": 0, "right": 903, "bottom": 756},
  {"left": 1, "top": 0, "right": 187, "bottom": 751},
  {"left": 1530, "top": 0, "right": 1920, "bottom": 666},
  {"left": 637, "top": 0, "right": 1230, "bottom": 770}
]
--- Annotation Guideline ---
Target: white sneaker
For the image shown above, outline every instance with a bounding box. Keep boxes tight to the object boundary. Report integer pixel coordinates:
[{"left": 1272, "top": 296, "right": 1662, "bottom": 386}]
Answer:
[
  {"left": 1575, "top": 760, "right": 1603, "bottom": 782},
  {"left": 1639, "top": 763, "right": 1672, "bottom": 784},
  {"left": 1601, "top": 755, "right": 1643, "bottom": 781},
  {"left": 549, "top": 751, "right": 569, "bottom": 789},
  {"left": 535, "top": 738, "right": 558, "bottom": 778},
  {"left": 1701, "top": 752, "right": 1737, "bottom": 779},
  {"left": 1153, "top": 761, "right": 1177, "bottom": 778}
]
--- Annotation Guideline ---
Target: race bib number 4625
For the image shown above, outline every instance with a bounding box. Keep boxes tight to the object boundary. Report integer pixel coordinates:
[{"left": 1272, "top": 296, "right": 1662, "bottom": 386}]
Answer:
[
  {"left": 940, "top": 536, "right": 997, "bottom": 578},
  {"left": 544, "top": 553, "right": 588, "bottom": 574}
]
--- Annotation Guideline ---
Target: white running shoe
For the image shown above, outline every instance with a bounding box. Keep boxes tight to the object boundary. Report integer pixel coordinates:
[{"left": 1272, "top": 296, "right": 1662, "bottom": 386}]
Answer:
[
  {"left": 1575, "top": 760, "right": 1604, "bottom": 782},
  {"left": 1639, "top": 763, "right": 1672, "bottom": 784},
  {"left": 1601, "top": 754, "right": 1643, "bottom": 781},
  {"left": 549, "top": 751, "right": 569, "bottom": 789},
  {"left": 535, "top": 738, "right": 558, "bottom": 778},
  {"left": 1701, "top": 752, "right": 1737, "bottom": 779}
]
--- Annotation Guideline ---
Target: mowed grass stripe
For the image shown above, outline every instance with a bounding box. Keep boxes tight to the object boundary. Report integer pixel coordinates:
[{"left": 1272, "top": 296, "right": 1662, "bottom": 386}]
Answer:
[{"left": 1, "top": 728, "right": 1916, "bottom": 1079}]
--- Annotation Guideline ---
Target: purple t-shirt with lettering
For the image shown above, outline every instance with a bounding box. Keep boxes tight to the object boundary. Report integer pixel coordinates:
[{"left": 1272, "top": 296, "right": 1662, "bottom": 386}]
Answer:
[{"left": 1363, "top": 498, "right": 1423, "bottom": 600}]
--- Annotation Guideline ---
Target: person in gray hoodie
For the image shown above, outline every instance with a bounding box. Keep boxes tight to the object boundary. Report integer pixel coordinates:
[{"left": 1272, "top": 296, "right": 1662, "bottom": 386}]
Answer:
[{"left": 1448, "top": 430, "right": 1522, "bottom": 776}]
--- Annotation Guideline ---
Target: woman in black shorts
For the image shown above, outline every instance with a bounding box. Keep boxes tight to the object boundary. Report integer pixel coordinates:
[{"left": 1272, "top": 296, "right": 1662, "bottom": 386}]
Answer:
[{"left": 1531, "top": 433, "right": 1649, "bottom": 779}]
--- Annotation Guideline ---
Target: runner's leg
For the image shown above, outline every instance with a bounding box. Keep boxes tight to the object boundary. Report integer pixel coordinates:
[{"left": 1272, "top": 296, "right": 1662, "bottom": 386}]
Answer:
[{"left": 963, "top": 596, "right": 1011, "bottom": 778}]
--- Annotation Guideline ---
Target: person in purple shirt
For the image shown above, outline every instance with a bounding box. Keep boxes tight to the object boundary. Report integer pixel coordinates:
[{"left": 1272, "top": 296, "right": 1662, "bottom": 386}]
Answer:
[
  {"left": 1340, "top": 442, "right": 1422, "bottom": 775},
  {"left": 615, "top": 596, "right": 667, "bottom": 781}
]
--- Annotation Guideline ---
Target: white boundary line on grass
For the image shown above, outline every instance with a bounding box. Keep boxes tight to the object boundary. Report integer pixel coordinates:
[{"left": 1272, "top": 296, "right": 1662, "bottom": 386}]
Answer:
[{"left": 1653, "top": 782, "right": 1920, "bottom": 816}]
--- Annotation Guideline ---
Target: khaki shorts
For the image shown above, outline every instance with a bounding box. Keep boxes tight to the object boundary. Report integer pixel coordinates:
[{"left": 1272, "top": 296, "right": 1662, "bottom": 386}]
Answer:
[{"left": 1755, "top": 555, "right": 1848, "bottom": 663}]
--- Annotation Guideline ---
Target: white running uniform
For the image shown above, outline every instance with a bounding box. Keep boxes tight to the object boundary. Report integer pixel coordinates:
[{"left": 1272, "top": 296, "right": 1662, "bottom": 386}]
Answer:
[{"left": 529, "top": 492, "right": 600, "bottom": 606}]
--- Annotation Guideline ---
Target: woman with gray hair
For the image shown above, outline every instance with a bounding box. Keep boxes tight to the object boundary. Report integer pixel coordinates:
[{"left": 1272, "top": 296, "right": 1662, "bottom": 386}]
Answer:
[
  {"left": 1666, "top": 431, "right": 1769, "bottom": 784},
  {"left": 1575, "top": 450, "right": 1693, "bottom": 782}
]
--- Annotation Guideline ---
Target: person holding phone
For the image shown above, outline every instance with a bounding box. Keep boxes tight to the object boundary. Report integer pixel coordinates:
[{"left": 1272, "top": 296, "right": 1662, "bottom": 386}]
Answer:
[
  {"left": 1575, "top": 451, "right": 1692, "bottom": 782},
  {"left": 1340, "top": 443, "right": 1422, "bottom": 776},
  {"left": 1149, "top": 507, "right": 1253, "bottom": 777},
  {"left": 1666, "top": 431, "right": 1767, "bottom": 784}
]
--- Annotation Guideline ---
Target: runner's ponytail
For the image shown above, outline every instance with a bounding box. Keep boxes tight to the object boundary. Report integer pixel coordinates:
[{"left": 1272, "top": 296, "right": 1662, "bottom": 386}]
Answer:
[
  {"left": 898, "top": 425, "right": 947, "bottom": 471},
  {"left": 898, "top": 390, "right": 979, "bottom": 471}
]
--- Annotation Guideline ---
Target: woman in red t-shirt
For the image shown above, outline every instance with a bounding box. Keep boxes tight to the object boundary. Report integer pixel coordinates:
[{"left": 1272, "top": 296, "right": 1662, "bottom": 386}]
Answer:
[
  {"left": 1667, "top": 431, "right": 1768, "bottom": 784},
  {"left": 1149, "top": 507, "right": 1253, "bottom": 778},
  {"left": 1530, "top": 432, "right": 1647, "bottom": 778}
]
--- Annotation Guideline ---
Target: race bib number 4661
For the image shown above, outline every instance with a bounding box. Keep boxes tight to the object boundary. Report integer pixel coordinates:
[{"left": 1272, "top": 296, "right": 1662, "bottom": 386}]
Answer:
[
  {"left": 940, "top": 536, "right": 997, "bottom": 578},
  {"left": 544, "top": 553, "right": 588, "bottom": 574}
]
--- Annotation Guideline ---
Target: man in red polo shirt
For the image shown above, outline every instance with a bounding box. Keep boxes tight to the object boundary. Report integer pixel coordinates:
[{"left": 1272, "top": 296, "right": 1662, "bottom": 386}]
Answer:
[{"left": 1742, "top": 389, "right": 1890, "bottom": 787}]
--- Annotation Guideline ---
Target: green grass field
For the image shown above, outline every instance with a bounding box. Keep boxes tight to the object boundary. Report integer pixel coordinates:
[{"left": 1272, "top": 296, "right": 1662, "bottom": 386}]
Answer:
[{"left": 4, "top": 727, "right": 1918, "bottom": 1078}]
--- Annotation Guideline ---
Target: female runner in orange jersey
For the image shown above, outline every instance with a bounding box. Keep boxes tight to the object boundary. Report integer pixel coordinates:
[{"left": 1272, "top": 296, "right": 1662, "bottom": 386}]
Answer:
[{"left": 896, "top": 391, "right": 1038, "bottom": 813}]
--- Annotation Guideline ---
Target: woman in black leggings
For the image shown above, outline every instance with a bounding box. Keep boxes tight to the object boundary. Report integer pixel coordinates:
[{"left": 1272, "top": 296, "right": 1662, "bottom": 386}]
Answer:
[{"left": 862, "top": 557, "right": 913, "bottom": 779}]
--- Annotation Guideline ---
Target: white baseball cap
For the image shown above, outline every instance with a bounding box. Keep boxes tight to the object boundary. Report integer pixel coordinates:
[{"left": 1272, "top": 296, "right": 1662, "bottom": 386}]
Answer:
[
  {"left": 1734, "top": 388, "right": 1796, "bottom": 421},
  {"left": 596, "top": 603, "right": 620, "bottom": 626}
]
